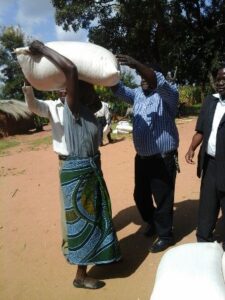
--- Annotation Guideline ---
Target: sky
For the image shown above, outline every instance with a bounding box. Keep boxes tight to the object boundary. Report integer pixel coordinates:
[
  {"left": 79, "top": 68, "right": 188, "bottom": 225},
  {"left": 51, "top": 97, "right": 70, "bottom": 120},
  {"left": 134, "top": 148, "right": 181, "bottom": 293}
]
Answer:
[{"left": 0, "top": 0, "right": 89, "bottom": 42}]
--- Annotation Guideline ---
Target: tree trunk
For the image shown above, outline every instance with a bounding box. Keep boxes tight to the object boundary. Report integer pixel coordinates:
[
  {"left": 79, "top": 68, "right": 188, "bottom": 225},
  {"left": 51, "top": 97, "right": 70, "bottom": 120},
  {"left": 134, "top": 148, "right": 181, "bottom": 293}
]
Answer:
[{"left": 200, "top": 82, "right": 206, "bottom": 103}]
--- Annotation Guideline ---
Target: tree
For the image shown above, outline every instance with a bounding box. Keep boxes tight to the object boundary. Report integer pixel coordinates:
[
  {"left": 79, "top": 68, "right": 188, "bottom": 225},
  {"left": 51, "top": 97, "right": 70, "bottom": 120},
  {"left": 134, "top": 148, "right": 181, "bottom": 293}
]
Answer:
[
  {"left": 0, "top": 26, "right": 29, "bottom": 100},
  {"left": 52, "top": 0, "right": 225, "bottom": 90},
  {"left": 52, "top": 0, "right": 171, "bottom": 67},
  {"left": 0, "top": 26, "right": 56, "bottom": 102},
  {"left": 0, "top": 26, "right": 53, "bottom": 130},
  {"left": 168, "top": 0, "right": 225, "bottom": 89}
]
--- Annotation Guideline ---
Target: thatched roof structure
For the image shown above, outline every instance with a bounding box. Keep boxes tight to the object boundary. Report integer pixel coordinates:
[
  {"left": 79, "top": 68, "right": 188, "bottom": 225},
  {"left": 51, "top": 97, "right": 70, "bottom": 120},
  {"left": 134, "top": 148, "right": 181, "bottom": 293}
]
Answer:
[
  {"left": 0, "top": 99, "right": 35, "bottom": 138},
  {"left": 0, "top": 99, "right": 32, "bottom": 119}
]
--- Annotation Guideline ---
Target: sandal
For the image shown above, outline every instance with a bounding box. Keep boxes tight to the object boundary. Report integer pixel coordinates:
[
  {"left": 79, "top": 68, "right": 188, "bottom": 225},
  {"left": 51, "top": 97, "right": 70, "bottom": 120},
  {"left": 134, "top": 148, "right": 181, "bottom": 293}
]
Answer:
[{"left": 73, "top": 277, "right": 105, "bottom": 289}]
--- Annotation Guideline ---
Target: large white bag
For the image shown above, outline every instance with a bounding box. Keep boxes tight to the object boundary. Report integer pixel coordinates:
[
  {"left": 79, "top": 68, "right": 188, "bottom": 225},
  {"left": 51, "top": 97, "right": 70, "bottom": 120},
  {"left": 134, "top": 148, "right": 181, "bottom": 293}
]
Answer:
[
  {"left": 150, "top": 242, "right": 225, "bottom": 300},
  {"left": 116, "top": 121, "right": 133, "bottom": 133},
  {"left": 222, "top": 252, "right": 225, "bottom": 281},
  {"left": 15, "top": 41, "right": 120, "bottom": 91}
]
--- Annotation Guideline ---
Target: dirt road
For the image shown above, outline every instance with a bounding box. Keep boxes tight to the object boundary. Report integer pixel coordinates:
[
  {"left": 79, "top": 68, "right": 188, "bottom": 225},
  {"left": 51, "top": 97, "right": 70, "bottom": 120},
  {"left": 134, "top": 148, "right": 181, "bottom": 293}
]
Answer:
[{"left": 1, "top": 118, "right": 204, "bottom": 300}]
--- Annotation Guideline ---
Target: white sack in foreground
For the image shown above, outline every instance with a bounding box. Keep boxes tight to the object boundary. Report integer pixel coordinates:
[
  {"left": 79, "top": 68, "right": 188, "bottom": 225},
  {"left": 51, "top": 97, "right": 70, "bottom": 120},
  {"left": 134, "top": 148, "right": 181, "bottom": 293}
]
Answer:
[
  {"left": 223, "top": 251, "right": 225, "bottom": 279},
  {"left": 150, "top": 242, "right": 225, "bottom": 300},
  {"left": 15, "top": 41, "right": 120, "bottom": 91}
]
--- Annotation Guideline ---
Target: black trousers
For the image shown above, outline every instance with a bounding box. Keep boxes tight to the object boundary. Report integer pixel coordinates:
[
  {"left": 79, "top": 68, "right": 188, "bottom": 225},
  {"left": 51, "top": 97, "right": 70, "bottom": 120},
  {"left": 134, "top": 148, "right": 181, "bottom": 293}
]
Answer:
[
  {"left": 134, "top": 152, "right": 177, "bottom": 239},
  {"left": 97, "top": 116, "right": 107, "bottom": 145},
  {"left": 197, "top": 155, "right": 225, "bottom": 243}
]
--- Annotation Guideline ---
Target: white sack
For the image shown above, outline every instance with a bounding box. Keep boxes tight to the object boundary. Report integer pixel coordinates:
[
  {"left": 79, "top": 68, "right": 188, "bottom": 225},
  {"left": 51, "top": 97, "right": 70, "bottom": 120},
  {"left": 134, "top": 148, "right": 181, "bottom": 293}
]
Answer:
[
  {"left": 116, "top": 121, "right": 133, "bottom": 133},
  {"left": 150, "top": 242, "right": 225, "bottom": 300},
  {"left": 15, "top": 41, "right": 120, "bottom": 91},
  {"left": 222, "top": 251, "right": 225, "bottom": 281}
]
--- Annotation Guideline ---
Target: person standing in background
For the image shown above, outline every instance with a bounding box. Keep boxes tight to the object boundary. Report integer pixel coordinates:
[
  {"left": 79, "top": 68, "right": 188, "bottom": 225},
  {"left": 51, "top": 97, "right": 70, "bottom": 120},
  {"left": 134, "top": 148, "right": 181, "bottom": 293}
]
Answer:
[
  {"left": 185, "top": 64, "right": 225, "bottom": 250},
  {"left": 112, "top": 54, "right": 179, "bottom": 253},
  {"left": 95, "top": 101, "right": 114, "bottom": 146},
  {"left": 22, "top": 83, "right": 70, "bottom": 256}
]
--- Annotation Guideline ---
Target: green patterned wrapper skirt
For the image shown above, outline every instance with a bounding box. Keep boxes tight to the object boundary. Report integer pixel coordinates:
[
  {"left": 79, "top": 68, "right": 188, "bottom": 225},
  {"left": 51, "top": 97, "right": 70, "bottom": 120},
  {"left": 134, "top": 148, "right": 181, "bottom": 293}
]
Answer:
[{"left": 60, "top": 153, "right": 121, "bottom": 265}]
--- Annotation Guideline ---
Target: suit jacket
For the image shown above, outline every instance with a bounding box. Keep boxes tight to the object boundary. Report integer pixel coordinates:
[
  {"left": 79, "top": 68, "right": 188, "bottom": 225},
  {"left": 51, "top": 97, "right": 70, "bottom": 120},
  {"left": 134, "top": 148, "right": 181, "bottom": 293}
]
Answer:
[{"left": 196, "top": 94, "right": 225, "bottom": 191}]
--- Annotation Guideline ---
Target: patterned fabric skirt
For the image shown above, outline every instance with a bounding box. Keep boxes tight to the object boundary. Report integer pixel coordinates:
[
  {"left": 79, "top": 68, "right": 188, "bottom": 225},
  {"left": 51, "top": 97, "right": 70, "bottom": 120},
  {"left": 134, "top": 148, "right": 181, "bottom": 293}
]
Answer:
[{"left": 60, "top": 153, "right": 121, "bottom": 265}]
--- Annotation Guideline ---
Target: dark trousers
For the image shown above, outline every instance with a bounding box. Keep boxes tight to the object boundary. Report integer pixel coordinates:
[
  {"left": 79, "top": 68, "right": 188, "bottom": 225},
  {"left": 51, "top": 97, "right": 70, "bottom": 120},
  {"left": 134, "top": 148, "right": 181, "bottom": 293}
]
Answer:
[
  {"left": 134, "top": 152, "right": 177, "bottom": 239},
  {"left": 197, "top": 155, "right": 225, "bottom": 243},
  {"left": 97, "top": 116, "right": 107, "bottom": 146}
]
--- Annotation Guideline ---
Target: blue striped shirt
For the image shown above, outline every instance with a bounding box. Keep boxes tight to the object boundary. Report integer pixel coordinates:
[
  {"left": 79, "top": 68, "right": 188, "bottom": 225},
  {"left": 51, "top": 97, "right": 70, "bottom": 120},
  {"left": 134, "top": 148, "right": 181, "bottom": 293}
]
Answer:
[{"left": 114, "top": 72, "right": 179, "bottom": 156}]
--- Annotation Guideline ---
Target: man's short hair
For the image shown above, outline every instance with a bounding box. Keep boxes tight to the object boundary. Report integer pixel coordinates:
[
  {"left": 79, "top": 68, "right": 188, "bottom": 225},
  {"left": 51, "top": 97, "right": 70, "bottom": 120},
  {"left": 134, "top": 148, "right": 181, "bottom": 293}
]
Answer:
[{"left": 212, "top": 62, "right": 225, "bottom": 77}]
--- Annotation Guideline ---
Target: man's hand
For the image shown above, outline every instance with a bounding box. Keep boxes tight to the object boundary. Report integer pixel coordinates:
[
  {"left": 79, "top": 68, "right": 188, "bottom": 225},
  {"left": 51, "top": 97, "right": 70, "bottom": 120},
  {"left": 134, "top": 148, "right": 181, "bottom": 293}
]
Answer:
[
  {"left": 185, "top": 149, "right": 195, "bottom": 164},
  {"left": 29, "top": 40, "right": 45, "bottom": 55},
  {"left": 116, "top": 54, "right": 137, "bottom": 68}
]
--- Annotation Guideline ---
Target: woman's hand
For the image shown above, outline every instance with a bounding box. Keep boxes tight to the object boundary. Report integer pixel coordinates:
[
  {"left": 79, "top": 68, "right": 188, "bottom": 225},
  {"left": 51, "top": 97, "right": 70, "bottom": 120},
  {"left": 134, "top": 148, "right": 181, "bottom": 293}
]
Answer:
[{"left": 29, "top": 40, "right": 45, "bottom": 55}]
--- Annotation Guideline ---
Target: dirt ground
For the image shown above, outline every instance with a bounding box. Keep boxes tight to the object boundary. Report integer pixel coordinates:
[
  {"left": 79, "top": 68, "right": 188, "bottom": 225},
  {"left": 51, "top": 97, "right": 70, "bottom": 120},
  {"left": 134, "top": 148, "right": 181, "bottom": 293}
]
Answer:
[{"left": 0, "top": 117, "right": 206, "bottom": 300}]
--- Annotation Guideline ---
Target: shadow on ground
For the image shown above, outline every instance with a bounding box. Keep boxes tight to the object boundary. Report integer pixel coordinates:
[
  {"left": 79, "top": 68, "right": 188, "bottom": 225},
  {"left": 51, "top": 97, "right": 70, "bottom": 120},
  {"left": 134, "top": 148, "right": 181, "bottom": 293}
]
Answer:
[
  {"left": 173, "top": 198, "right": 199, "bottom": 242},
  {"left": 89, "top": 199, "right": 207, "bottom": 280},
  {"left": 103, "top": 137, "right": 126, "bottom": 147},
  {"left": 174, "top": 198, "right": 224, "bottom": 243},
  {"left": 88, "top": 205, "right": 151, "bottom": 280}
]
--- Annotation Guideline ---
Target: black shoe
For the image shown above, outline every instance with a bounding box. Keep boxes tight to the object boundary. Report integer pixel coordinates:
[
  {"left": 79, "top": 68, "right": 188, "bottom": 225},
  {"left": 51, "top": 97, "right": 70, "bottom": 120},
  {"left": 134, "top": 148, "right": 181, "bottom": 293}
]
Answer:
[
  {"left": 149, "top": 238, "right": 175, "bottom": 253},
  {"left": 144, "top": 224, "right": 156, "bottom": 237},
  {"left": 108, "top": 139, "right": 116, "bottom": 143}
]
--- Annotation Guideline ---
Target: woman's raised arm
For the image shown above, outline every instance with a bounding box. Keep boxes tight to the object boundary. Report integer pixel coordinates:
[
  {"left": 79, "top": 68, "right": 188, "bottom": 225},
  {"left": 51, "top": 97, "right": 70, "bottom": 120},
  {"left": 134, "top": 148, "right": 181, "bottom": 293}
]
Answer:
[{"left": 29, "top": 40, "right": 79, "bottom": 116}]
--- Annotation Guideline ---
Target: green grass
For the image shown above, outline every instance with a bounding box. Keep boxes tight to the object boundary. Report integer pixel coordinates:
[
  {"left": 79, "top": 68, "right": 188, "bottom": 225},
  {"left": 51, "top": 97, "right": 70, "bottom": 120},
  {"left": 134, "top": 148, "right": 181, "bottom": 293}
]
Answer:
[
  {"left": 0, "top": 134, "right": 52, "bottom": 156},
  {"left": 28, "top": 136, "right": 52, "bottom": 149},
  {"left": 0, "top": 139, "right": 20, "bottom": 154}
]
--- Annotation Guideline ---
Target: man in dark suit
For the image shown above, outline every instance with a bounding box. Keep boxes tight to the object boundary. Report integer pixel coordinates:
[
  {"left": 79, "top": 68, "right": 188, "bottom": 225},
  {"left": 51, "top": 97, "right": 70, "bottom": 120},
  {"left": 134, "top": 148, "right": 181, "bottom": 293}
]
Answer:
[{"left": 185, "top": 64, "right": 225, "bottom": 249}]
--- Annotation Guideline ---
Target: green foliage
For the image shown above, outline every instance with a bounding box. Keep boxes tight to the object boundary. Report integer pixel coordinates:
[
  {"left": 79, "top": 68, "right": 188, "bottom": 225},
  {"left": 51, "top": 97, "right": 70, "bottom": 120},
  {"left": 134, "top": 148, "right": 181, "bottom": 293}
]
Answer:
[
  {"left": 179, "top": 85, "right": 201, "bottom": 105},
  {"left": 0, "top": 26, "right": 28, "bottom": 100},
  {"left": 179, "top": 85, "right": 214, "bottom": 105},
  {"left": 94, "top": 71, "right": 137, "bottom": 116},
  {"left": 0, "top": 26, "right": 54, "bottom": 102},
  {"left": 33, "top": 115, "right": 49, "bottom": 131},
  {"left": 168, "top": 0, "right": 225, "bottom": 86},
  {"left": 51, "top": 0, "right": 225, "bottom": 88},
  {"left": 94, "top": 86, "right": 129, "bottom": 116}
]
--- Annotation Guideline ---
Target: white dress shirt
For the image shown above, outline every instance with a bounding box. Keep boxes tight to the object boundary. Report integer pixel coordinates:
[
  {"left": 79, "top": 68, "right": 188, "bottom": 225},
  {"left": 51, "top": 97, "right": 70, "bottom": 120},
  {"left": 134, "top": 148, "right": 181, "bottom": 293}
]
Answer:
[
  {"left": 22, "top": 85, "right": 69, "bottom": 155},
  {"left": 207, "top": 93, "right": 225, "bottom": 157},
  {"left": 95, "top": 101, "right": 111, "bottom": 124}
]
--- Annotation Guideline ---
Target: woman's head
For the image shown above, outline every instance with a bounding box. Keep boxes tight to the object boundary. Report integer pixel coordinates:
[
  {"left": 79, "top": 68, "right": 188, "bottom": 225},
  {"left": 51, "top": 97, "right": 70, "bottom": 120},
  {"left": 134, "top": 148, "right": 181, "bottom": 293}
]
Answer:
[{"left": 78, "top": 81, "right": 101, "bottom": 112}]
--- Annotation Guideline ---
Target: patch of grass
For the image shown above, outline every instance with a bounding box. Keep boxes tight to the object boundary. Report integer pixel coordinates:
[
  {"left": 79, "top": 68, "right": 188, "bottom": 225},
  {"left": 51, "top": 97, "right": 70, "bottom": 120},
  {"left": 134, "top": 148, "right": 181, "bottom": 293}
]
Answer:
[
  {"left": 28, "top": 136, "right": 52, "bottom": 150},
  {"left": 0, "top": 139, "right": 20, "bottom": 154}
]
